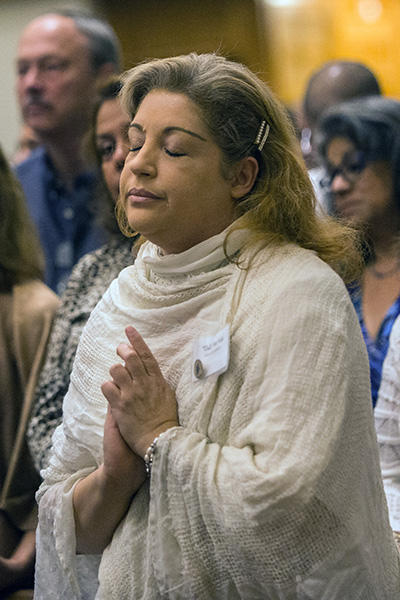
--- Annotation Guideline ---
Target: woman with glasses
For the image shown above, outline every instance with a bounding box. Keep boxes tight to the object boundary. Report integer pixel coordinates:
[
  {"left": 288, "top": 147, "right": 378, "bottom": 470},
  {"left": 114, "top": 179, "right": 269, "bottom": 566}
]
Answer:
[
  {"left": 318, "top": 96, "right": 400, "bottom": 407},
  {"left": 26, "top": 77, "right": 136, "bottom": 474}
]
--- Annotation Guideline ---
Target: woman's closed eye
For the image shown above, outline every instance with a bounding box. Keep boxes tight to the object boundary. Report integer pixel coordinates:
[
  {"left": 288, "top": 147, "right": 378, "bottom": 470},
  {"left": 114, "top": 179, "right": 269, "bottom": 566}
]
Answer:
[
  {"left": 164, "top": 147, "right": 186, "bottom": 157},
  {"left": 129, "top": 145, "right": 142, "bottom": 153},
  {"left": 128, "top": 144, "right": 186, "bottom": 158}
]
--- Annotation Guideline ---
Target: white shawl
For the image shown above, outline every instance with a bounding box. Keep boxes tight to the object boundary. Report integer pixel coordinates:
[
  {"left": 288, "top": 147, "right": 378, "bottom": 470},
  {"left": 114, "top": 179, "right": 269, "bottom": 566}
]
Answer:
[
  {"left": 35, "top": 231, "right": 400, "bottom": 599},
  {"left": 376, "top": 316, "right": 400, "bottom": 533}
]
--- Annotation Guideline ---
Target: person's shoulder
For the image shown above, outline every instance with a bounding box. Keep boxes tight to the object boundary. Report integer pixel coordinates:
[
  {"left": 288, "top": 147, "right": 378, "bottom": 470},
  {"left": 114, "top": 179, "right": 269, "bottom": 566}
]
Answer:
[
  {"left": 15, "top": 146, "right": 46, "bottom": 177},
  {"left": 242, "top": 245, "right": 358, "bottom": 341},
  {"left": 68, "top": 238, "right": 133, "bottom": 281},
  {"left": 60, "top": 238, "right": 134, "bottom": 302},
  {"left": 248, "top": 243, "right": 348, "bottom": 303},
  {"left": 254, "top": 243, "right": 339, "bottom": 281},
  {"left": 14, "top": 279, "right": 60, "bottom": 318},
  {"left": 285, "top": 245, "right": 347, "bottom": 293}
]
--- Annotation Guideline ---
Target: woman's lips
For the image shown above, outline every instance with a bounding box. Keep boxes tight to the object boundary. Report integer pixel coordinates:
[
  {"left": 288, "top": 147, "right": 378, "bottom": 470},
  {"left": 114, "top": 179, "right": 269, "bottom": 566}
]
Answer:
[
  {"left": 334, "top": 197, "right": 361, "bottom": 218},
  {"left": 127, "top": 188, "right": 162, "bottom": 204}
]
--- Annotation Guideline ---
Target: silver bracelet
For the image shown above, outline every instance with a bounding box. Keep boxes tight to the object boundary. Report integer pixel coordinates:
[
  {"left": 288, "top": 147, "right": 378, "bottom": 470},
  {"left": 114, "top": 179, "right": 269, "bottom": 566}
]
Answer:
[{"left": 144, "top": 434, "right": 162, "bottom": 478}]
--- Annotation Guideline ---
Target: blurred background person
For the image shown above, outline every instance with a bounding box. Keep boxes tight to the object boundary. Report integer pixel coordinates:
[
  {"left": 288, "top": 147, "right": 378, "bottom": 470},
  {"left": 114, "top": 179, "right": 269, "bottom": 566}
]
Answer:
[
  {"left": 15, "top": 8, "right": 122, "bottom": 295},
  {"left": 318, "top": 95, "right": 400, "bottom": 407},
  {"left": 27, "top": 77, "right": 136, "bottom": 474},
  {"left": 299, "top": 60, "right": 381, "bottom": 211},
  {"left": 375, "top": 313, "right": 400, "bottom": 549},
  {"left": 0, "top": 144, "right": 59, "bottom": 598}
]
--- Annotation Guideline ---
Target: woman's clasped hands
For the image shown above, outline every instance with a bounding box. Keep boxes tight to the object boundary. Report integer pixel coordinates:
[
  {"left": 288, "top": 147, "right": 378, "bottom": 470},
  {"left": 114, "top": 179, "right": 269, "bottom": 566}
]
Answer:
[{"left": 101, "top": 326, "right": 179, "bottom": 481}]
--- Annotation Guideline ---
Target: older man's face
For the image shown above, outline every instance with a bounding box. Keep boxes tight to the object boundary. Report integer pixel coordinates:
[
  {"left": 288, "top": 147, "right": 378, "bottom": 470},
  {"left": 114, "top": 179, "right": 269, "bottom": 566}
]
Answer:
[{"left": 16, "top": 14, "right": 97, "bottom": 140}]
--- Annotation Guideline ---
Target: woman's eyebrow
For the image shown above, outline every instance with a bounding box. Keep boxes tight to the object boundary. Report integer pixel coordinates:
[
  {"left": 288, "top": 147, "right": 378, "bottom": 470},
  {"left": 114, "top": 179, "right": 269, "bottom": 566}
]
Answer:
[
  {"left": 129, "top": 123, "right": 143, "bottom": 132},
  {"left": 129, "top": 122, "right": 207, "bottom": 141},
  {"left": 163, "top": 126, "right": 207, "bottom": 141}
]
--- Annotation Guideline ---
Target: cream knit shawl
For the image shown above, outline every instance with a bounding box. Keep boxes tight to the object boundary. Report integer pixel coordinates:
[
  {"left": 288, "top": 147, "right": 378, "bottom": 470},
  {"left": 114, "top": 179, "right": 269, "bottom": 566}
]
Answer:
[
  {"left": 376, "top": 316, "right": 400, "bottom": 533},
  {"left": 35, "top": 232, "right": 400, "bottom": 600}
]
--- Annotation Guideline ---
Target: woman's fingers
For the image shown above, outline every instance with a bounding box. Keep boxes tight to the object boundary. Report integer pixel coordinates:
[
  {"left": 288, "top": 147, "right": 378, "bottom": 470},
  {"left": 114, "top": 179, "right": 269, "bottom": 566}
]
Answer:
[
  {"left": 105, "top": 328, "right": 165, "bottom": 399},
  {"left": 109, "top": 361, "right": 133, "bottom": 386},
  {"left": 101, "top": 380, "right": 120, "bottom": 404},
  {"left": 101, "top": 327, "right": 179, "bottom": 457},
  {"left": 124, "top": 326, "right": 163, "bottom": 377},
  {"left": 116, "top": 341, "right": 149, "bottom": 381}
]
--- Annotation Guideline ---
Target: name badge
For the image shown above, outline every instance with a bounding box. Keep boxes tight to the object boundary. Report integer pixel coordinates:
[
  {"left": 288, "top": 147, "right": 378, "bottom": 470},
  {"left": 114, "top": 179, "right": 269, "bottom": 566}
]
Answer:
[{"left": 192, "top": 324, "right": 230, "bottom": 381}]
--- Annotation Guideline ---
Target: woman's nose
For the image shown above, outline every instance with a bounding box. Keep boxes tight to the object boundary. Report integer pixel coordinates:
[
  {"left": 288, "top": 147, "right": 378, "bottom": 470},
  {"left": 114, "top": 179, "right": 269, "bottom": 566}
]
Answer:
[
  {"left": 330, "top": 172, "right": 352, "bottom": 194},
  {"left": 128, "top": 144, "right": 157, "bottom": 177}
]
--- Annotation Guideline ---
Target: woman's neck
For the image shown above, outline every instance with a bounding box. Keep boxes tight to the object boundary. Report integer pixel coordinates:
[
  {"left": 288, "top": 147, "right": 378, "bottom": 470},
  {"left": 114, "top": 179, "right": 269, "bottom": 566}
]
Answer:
[{"left": 368, "top": 212, "right": 400, "bottom": 258}]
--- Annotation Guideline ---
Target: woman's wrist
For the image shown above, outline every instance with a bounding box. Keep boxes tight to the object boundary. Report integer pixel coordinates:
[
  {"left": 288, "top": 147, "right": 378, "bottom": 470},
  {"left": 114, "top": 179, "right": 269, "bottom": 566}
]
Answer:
[
  {"left": 136, "top": 422, "right": 179, "bottom": 459},
  {"left": 98, "top": 461, "right": 145, "bottom": 498},
  {"left": 74, "top": 464, "right": 144, "bottom": 555}
]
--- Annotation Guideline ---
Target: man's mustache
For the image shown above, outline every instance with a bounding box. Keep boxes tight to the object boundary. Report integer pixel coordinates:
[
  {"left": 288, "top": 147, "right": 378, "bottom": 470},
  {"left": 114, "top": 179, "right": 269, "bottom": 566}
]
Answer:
[{"left": 23, "top": 98, "right": 51, "bottom": 111}]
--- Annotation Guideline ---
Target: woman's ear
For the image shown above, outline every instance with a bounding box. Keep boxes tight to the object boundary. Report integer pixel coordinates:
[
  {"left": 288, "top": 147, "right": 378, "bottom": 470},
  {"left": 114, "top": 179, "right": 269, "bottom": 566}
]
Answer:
[{"left": 230, "top": 156, "right": 259, "bottom": 199}]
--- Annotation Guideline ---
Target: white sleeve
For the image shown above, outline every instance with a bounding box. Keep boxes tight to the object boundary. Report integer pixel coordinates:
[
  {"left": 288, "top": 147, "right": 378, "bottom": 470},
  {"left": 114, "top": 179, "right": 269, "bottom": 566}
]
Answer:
[
  {"left": 34, "top": 380, "right": 105, "bottom": 600},
  {"left": 376, "top": 316, "right": 400, "bottom": 533}
]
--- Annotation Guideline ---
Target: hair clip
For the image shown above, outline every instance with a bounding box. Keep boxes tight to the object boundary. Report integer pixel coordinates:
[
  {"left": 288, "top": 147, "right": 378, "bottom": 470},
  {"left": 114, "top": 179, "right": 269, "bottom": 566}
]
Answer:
[{"left": 255, "top": 120, "right": 270, "bottom": 152}]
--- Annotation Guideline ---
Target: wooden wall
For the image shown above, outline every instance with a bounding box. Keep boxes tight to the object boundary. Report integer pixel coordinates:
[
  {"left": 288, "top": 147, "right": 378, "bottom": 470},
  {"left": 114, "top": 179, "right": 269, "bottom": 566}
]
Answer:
[
  {"left": 99, "top": 0, "right": 400, "bottom": 113},
  {"left": 261, "top": 0, "right": 400, "bottom": 108},
  {"left": 100, "top": 0, "right": 269, "bottom": 75},
  {"left": 332, "top": 0, "right": 400, "bottom": 99}
]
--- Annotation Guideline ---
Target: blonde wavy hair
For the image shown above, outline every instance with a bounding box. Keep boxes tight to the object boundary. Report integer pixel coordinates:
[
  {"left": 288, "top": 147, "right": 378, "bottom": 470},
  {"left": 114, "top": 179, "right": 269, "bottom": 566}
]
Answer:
[{"left": 117, "top": 53, "right": 361, "bottom": 282}]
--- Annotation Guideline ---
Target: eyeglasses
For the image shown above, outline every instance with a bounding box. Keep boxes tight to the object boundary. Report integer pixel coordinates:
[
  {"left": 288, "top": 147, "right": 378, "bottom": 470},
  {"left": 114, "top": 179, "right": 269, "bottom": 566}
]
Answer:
[{"left": 320, "top": 150, "right": 367, "bottom": 190}]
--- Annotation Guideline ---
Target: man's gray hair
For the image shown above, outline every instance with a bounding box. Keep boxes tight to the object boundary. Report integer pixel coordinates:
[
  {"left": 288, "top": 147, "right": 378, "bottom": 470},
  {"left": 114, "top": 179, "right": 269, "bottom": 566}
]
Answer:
[{"left": 51, "top": 7, "right": 122, "bottom": 72}]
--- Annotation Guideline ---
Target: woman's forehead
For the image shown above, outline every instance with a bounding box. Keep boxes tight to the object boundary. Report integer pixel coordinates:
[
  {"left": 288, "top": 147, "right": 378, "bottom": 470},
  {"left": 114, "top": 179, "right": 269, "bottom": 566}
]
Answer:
[{"left": 130, "top": 90, "right": 209, "bottom": 136}]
